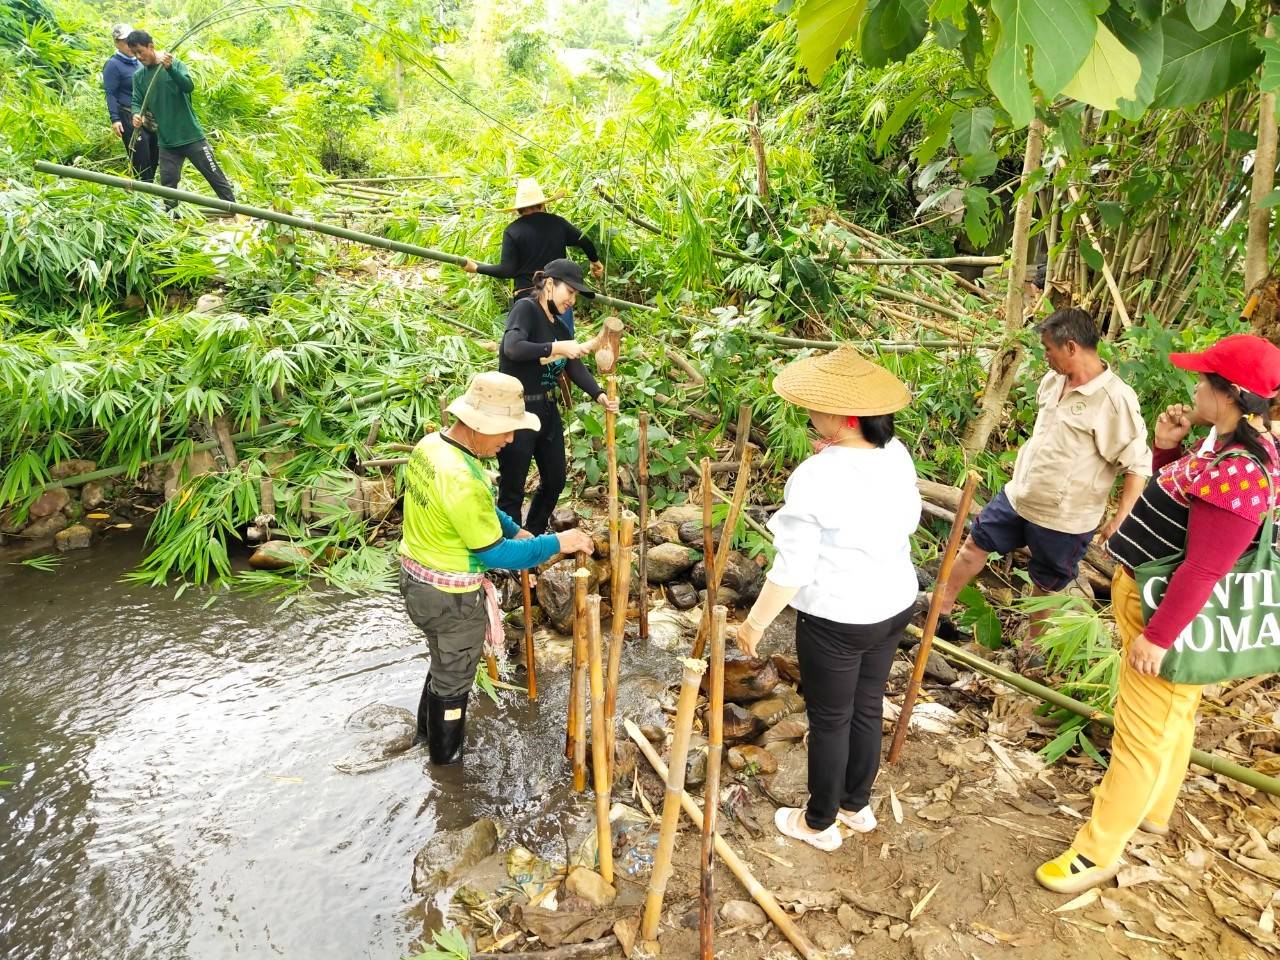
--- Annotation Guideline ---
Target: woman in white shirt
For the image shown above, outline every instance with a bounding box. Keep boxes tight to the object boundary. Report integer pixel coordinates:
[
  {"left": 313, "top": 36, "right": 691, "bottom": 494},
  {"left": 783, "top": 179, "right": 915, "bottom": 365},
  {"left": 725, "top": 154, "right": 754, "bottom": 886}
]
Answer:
[{"left": 736, "top": 346, "right": 921, "bottom": 852}]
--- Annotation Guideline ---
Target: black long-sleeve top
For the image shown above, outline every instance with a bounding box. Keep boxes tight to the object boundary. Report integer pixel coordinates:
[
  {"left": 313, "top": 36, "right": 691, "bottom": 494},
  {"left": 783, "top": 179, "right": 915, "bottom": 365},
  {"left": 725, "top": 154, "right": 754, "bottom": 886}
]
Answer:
[
  {"left": 477, "top": 212, "right": 600, "bottom": 294},
  {"left": 499, "top": 298, "right": 602, "bottom": 399}
]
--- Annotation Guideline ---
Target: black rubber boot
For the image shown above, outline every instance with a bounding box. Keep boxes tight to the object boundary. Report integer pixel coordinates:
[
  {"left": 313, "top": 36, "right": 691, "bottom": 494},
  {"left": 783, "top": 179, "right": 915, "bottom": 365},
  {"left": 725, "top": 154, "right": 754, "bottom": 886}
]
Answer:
[
  {"left": 426, "top": 687, "right": 469, "bottom": 765},
  {"left": 414, "top": 674, "right": 432, "bottom": 746}
]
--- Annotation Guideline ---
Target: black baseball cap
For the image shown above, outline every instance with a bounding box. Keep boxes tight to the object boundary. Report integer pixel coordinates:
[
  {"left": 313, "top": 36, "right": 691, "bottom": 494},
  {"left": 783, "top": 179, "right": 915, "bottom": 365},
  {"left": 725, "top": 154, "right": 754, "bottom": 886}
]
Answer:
[{"left": 542, "top": 258, "right": 595, "bottom": 298}]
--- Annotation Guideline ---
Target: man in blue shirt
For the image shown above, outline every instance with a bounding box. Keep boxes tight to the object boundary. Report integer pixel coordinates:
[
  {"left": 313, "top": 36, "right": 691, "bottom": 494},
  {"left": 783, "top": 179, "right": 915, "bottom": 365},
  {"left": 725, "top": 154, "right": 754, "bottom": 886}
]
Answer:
[{"left": 102, "top": 23, "right": 156, "bottom": 182}]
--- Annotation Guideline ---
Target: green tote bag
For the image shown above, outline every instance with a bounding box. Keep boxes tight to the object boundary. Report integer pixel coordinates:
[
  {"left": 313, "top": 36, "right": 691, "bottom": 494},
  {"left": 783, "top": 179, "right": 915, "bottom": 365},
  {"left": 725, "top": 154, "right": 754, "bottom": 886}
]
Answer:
[{"left": 1135, "top": 458, "right": 1280, "bottom": 685}]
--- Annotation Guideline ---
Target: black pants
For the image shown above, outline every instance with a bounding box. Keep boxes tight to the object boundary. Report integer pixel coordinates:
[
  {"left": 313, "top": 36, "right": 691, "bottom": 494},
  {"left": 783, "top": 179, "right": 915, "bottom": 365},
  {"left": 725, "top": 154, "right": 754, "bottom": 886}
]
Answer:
[
  {"left": 797, "top": 605, "right": 913, "bottom": 830},
  {"left": 496, "top": 397, "right": 564, "bottom": 535},
  {"left": 119, "top": 117, "right": 157, "bottom": 183},
  {"left": 158, "top": 138, "right": 235, "bottom": 205}
]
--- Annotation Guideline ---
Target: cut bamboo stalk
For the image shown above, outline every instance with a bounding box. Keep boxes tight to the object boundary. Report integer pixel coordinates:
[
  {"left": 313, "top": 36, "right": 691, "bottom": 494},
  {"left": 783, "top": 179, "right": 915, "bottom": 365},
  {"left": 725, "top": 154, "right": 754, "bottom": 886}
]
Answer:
[
  {"left": 567, "top": 556, "right": 587, "bottom": 762},
  {"left": 586, "top": 595, "right": 614, "bottom": 884},
  {"left": 888, "top": 470, "right": 979, "bottom": 763},
  {"left": 699, "top": 606, "right": 727, "bottom": 960},
  {"left": 692, "top": 446, "right": 754, "bottom": 659},
  {"left": 604, "top": 513, "right": 636, "bottom": 780},
  {"left": 627, "top": 721, "right": 824, "bottom": 960},
  {"left": 641, "top": 657, "right": 707, "bottom": 944},
  {"left": 486, "top": 653, "right": 499, "bottom": 682},
  {"left": 211, "top": 415, "right": 239, "bottom": 469},
  {"left": 606, "top": 374, "right": 620, "bottom": 599},
  {"left": 573, "top": 565, "right": 590, "bottom": 793},
  {"left": 523, "top": 571, "right": 538, "bottom": 701},
  {"left": 637, "top": 411, "right": 651, "bottom": 641},
  {"left": 698, "top": 458, "right": 719, "bottom": 662},
  {"left": 729, "top": 403, "right": 750, "bottom": 465}
]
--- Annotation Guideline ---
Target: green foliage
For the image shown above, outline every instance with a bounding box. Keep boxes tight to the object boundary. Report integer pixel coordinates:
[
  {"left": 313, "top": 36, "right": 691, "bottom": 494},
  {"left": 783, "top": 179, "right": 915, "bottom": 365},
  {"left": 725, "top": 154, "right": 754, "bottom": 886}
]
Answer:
[
  {"left": 12, "top": 553, "right": 62, "bottom": 571},
  {"left": 406, "top": 927, "right": 470, "bottom": 959}
]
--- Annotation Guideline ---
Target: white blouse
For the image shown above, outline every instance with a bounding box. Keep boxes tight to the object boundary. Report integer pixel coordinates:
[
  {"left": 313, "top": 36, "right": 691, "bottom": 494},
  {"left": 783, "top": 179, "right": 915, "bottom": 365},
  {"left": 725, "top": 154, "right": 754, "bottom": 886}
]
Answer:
[{"left": 766, "top": 439, "right": 921, "bottom": 625}]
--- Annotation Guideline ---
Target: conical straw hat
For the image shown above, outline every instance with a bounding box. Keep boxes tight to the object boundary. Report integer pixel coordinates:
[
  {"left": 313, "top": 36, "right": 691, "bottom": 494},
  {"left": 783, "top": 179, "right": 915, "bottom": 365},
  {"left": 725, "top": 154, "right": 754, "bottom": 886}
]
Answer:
[
  {"left": 773, "top": 345, "right": 911, "bottom": 416},
  {"left": 507, "top": 177, "right": 565, "bottom": 210}
]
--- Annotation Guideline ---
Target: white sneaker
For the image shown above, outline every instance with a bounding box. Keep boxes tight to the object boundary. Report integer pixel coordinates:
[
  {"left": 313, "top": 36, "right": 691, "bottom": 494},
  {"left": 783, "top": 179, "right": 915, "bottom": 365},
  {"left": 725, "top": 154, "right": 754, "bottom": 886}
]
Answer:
[
  {"left": 837, "top": 805, "right": 877, "bottom": 833},
  {"left": 774, "top": 807, "right": 842, "bottom": 852}
]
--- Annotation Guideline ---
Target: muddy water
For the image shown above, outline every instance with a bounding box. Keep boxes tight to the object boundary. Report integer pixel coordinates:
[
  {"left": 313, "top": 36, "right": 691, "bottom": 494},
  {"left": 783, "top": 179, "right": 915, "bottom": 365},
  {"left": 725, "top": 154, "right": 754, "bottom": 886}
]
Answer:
[{"left": 0, "top": 537, "right": 676, "bottom": 960}]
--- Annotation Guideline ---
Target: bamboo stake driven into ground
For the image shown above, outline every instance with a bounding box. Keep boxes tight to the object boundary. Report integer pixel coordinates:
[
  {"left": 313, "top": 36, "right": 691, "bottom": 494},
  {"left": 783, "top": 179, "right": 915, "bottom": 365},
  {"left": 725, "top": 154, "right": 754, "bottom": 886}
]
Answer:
[
  {"left": 522, "top": 571, "right": 537, "bottom": 701},
  {"left": 637, "top": 411, "right": 651, "bottom": 641},
  {"left": 699, "top": 606, "right": 727, "bottom": 960},
  {"left": 627, "top": 721, "right": 825, "bottom": 960},
  {"left": 604, "top": 513, "right": 635, "bottom": 782},
  {"left": 571, "top": 565, "right": 590, "bottom": 792},
  {"left": 605, "top": 373, "right": 620, "bottom": 596},
  {"left": 888, "top": 470, "right": 979, "bottom": 763},
  {"left": 692, "top": 445, "right": 754, "bottom": 660},
  {"left": 586, "top": 595, "right": 614, "bottom": 884},
  {"left": 698, "top": 458, "right": 719, "bottom": 658},
  {"left": 640, "top": 657, "right": 707, "bottom": 945}
]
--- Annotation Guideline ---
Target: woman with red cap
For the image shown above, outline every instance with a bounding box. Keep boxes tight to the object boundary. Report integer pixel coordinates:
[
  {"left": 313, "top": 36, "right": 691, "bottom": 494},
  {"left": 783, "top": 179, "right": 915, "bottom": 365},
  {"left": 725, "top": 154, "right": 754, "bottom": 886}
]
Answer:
[{"left": 1037, "top": 333, "right": 1280, "bottom": 893}]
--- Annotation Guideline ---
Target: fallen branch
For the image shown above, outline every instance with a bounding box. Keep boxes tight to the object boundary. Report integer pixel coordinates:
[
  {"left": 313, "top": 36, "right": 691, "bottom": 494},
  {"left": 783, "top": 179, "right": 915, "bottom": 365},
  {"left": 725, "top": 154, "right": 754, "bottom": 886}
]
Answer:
[{"left": 470, "top": 934, "right": 620, "bottom": 959}]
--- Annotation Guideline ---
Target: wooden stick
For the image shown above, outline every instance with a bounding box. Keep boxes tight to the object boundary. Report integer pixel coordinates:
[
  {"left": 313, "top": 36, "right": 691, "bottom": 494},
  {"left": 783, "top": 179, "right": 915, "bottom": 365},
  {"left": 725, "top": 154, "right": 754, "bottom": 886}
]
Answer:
[
  {"left": 567, "top": 553, "right": 588, "bottom": 761},
  {"left": 692, "top": 446, "right": 754, "bottom": 659},
  {"left": 641, "top": 657, "right": 707, "bottom": 944},
  {"left": 572, "top": 564, "right": 590, "bottom": 791},
  {"left": 586, "top": 595, "right": 614, "bottom": 884},
  {"left": 637, "top": 411, "right": 651, "bottom": 641},
  {"left": 729, "top": 403, "right": 751, "bottom": 465},
  {"left": 700, "top": 606, "right": 727, "bottom": 960},
  {"left": 698, "top": 458, "right": 719, "bottom": 659},
  {"left": 522, "top": 571, "right": 537, "bottom": 701},
  {"left": 486, "top": 653, "right": 499, "bottom": 682},
  {"left": 888, "top": 470, "right": 980, "bottom": 764},
  {"left": 606, "top": 373, "right": 620, "bottom": 598},
  {"left": 605, "top": 513, "right": 635, "bottom": 781},
  {"left": 627, "top": 721, "right": 824, "bottom": 960}
]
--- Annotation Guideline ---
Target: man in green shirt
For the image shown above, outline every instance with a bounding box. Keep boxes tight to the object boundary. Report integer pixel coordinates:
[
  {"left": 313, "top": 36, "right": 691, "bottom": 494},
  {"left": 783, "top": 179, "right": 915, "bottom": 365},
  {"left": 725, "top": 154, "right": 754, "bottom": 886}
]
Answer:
[
  {"left": 400, "top": 371, "right": 593, "bottom": 764},
  {"left": 126, "top": 30, "right": 235, "bottom": 205}
]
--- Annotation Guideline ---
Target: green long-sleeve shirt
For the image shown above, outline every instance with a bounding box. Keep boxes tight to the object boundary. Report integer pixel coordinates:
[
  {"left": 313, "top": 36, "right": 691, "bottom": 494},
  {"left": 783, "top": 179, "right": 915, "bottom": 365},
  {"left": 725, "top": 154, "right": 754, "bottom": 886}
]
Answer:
[{"left": 131, "top": 59, "right": 205, "bottom": 150}]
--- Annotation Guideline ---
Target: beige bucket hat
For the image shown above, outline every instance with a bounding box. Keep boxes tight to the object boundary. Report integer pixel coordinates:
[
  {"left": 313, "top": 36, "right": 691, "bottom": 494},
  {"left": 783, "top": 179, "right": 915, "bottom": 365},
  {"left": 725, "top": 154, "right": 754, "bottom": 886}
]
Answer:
[
  {"left": 447, "top": 372, "right": 541, "bottom": 434},
  {"left": 773, "top": 345, "right": 911, "bottom": 416}
]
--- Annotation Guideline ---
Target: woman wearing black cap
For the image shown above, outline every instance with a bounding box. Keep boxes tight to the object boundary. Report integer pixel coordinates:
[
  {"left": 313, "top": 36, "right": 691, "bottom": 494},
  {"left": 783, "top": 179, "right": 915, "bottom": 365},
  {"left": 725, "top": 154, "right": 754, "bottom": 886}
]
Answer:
[{"left": 497, "top": 258, "right": 619, "bottom": 535}]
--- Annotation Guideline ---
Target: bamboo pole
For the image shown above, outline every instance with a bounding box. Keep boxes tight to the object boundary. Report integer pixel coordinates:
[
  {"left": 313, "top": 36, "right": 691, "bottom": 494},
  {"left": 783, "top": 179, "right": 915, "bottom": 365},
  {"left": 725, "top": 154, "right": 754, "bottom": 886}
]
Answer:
[
  {"left": 627, "top": 721, "right": 825, "bottom": 960},
  {"left": 606, "top": 374, "right": 620, "bottom": 597},
  {"left": 698, "top": 458, "right": 719, "bottom": 659},
  {"left": 586, "top": 595, "right": 614, "bottom": 885},
  {"left": 641, "top": 657, "right": 707, "bottom": 944},
  {"left": 573, "top": 565, "right": 590, "bottom": 792},
  {"left": 692, "top": 446, "right": 754, "bottom": 659},
  {"left": 604, "top": 513, "right": 636, "bottom": 780},
  {"left": 486, "top": 653, "right": 499, "bottom": 682},
  {"left": 637, "top": 412, "right": 651, "bottom": 641},
  {"left": 523, "top": 571, "right": 538, "bottom": 701},
  {"left": 30, "top": 384, "right": 410, "bottom": 495},
  {"left": 699, "top": 606, "right": 727, "bottom": 960},
  {"left": 888, "top": 470, "right": 979, "bottom": 763},
  {"left": 567, "top": 557, "right": 587, "bottom": 761}
]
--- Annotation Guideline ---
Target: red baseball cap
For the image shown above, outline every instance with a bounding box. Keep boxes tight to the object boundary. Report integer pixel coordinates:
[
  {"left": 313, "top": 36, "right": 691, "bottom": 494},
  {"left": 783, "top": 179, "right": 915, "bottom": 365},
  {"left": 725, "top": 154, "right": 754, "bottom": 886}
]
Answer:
[{"left": 1169, "top": 334, "right": 1280, "bottom": 399}]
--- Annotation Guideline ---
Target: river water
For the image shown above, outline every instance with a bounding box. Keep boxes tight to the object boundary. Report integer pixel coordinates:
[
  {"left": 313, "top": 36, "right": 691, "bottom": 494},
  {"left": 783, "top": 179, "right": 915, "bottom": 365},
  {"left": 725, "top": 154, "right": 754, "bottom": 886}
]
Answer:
[{"left": 0, "top": 537, "right": 667, "bottom": 960}]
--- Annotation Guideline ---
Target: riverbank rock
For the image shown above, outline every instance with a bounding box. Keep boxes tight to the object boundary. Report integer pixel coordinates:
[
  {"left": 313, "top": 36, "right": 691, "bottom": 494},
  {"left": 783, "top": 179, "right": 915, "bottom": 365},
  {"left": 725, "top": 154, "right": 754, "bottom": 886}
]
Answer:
[
  {"left": 50, "top": 459, "right": 97, "bottom": 480},
  {"left": 644, "top": 608, "right": 698, "bottom": 651},
  {"left": 164, "top": 450, "right": 219, "bottom": 500},
  {"left": 250, "top": 540, "right": 313, "bottom": 570},
  {"left": 666, "top": 581, "right": 699, "bottom": 610},
  {"left": 699, "top": 587, "right": 741, "bottom": 608},
  {"left": 536, "top": 561, "right": 577, "bottom": 633},
  {"left": 21, "top": 513, "right": 69, "bottom": 541},
  {"left": 771, "top": 653, "right": 801, "bottom": 685},
  {"left": 645, "top": 542, "right": 696, "bottom": 583},
  {"left": 81, "top": 481, "right": 111, "bottom": 510},
  {"left": 565, "top": 866, "right": 616, "bottom": 907},
  {"left": 690, "top": 551, "right": 765, "bottom": 602},
  {"left": 748, "top": 697, "right": 792, "bottom": 727},
  {"left": 412, "top": 818, "right": 499, "bottom": 896},
  {"left": 760, "top": 714, "right": 809, "bottom": 745},
  {"left": 709, "top": 655, "right": 778, "bottom": 703},
  {"left": 721, "top": 899, "right": 767, "bottom": 926},
  {"left": 722, "top": 703, "right": 765, "bottom": 744},
  {"left": 678, "top": 519, "right": 724, "bottom": 550},
  {"left": 29, "top": 487, "right": 70, "bottom": 519},
  {"left": 727, "top": 745, "right": 778, "bottom": 775},
  {"left": 908, "top": 643, "right": 958, "bottom": 685},
  {"left": 648, "top": 503, "right": 702, "bottom": 545},
  {"left": 549, "top": 508, "right": 579, "bottom": 531},
  {"left": 54, "top": 524, "right": 91, "bottom": 552}
]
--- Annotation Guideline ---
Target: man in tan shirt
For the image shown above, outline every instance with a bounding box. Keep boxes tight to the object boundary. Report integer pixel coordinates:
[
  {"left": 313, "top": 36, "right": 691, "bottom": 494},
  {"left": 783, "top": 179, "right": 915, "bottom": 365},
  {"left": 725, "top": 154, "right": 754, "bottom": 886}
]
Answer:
[{"left": 937, "top": 308, "right": 1151, "bottom": 649}]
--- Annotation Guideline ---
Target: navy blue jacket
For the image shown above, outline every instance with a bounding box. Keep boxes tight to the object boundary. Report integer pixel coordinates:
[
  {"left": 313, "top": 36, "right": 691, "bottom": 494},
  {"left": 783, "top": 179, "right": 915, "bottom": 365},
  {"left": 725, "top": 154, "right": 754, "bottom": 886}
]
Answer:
[{"left": 102, "top": 52, "right": 138, "bottom": 124}]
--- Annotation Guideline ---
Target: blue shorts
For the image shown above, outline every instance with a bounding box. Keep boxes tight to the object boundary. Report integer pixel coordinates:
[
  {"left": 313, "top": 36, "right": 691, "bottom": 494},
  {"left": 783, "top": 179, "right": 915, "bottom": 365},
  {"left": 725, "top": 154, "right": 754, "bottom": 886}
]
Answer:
[{"left": 969, "top": 489, "right": 1095, "bottom": 591}]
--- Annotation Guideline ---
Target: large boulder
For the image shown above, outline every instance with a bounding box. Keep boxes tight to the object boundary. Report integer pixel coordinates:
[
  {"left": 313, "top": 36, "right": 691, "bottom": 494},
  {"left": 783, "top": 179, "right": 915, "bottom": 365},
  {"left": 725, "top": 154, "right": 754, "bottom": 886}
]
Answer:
[
  {"left": 690, "top": 551, "right": 765, "bottom": 602},
  {"left": 648, "top": 503, "right": 702, "bottom": 545},
  {"left": 645, "top": 542, "right": 696, "bottom": 583},
  {"left": 412, "top": 818, "right": 500, "bottom": 896},
  {"left": 54, "top": 524, "right": 91, "bottom": 552},
  {"left": 678, "top": 519, "right": 725, "bottom": 550},
  {"left": 50, "top": 459, "right": 97, "bottom": 480},
  {"left": 21, "top": 513, "right": 69, "bottom": 541},
  {"left": 536, "top": 560, "right": 577, "bottom": 633},
  {"left": 709, "top": 654, "right": 779, "bottom": 704}
]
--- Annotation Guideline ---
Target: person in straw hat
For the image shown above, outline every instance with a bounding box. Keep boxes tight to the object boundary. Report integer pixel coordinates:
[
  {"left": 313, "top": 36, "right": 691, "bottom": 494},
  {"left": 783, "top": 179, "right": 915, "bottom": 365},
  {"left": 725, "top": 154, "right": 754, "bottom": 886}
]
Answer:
[
  {"left": 400, "top": 371, "right": 594, "bottom": 765},
  {"left": 735, "top": 346, "right": 920, "bottom": 852},
  {"left": 464, "top": 177, "right": 605, "bottom": 303}
]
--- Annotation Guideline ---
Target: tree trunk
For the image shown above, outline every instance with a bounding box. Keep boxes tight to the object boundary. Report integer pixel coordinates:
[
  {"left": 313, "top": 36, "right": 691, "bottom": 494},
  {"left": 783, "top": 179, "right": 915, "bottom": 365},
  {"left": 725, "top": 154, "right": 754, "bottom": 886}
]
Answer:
[
  {"left": 1248, "top": 15, "right": 1278, "bottom": 332},
  {"left": 962, "top": 117, "right": 1044, "bottom": 456}
]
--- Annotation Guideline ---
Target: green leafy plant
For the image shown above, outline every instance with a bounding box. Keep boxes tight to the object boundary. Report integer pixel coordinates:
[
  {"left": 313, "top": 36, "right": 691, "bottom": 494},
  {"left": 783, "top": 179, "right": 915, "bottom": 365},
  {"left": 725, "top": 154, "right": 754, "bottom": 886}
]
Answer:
[
  {"left": 12, "top": 552, "right": 62, "bottom": 572},
  {"left": 406, "top": 926, "right": 470, "bottom": 959}
]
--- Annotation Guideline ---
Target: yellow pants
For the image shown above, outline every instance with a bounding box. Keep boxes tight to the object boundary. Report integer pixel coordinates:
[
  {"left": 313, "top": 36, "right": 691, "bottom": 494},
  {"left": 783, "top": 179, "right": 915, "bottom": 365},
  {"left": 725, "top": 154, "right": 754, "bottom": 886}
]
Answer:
[{"left": 1072, "top": 569, "right": 1204, "bottom": 867}]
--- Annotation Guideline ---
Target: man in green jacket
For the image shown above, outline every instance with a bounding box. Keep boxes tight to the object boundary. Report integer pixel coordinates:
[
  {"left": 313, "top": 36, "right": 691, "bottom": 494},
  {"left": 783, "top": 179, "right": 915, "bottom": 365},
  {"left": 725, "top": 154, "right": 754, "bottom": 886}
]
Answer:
[{"left": 126, "top": 30, "right": 235, "bottom": 205}]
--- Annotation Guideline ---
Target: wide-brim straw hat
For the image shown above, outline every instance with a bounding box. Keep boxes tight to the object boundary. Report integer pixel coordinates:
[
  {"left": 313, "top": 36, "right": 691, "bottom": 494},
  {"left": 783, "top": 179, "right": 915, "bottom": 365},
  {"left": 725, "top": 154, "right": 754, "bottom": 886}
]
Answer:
[
  {"left": 506, "top": 177, "right": 565, "bottom": 211},
  {"left": 447, "top": 372, "right": 541, "bottom": 434},
  {"left": 773, "top": 344, "right": 911, "bottom": 416}
]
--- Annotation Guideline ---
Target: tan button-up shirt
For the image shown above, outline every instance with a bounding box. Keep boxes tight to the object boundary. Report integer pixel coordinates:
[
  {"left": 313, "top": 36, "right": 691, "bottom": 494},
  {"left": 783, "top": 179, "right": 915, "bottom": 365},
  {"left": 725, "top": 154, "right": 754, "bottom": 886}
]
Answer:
[{"left": 1004, "top": 367, "right": 1151, "bottom": 535}]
